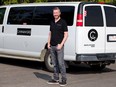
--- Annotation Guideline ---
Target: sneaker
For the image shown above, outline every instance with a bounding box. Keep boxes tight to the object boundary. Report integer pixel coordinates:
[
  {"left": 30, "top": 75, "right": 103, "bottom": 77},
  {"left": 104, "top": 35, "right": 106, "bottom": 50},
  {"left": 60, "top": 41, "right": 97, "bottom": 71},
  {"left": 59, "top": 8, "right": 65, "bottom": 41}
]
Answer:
[
  {"left": 59, "top": 80, "right": 67, "bottom": 86},
  {"left": 47, "top": 79, "right": 59, "bottom": 84}
]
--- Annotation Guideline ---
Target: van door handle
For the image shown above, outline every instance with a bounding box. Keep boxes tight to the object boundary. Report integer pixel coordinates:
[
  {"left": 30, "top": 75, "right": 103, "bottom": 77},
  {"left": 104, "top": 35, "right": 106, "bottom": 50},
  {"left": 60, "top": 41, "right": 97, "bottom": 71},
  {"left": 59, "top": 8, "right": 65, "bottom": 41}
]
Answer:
[{"left": 2, "top": 26, "right": 4, "bottom": 33}]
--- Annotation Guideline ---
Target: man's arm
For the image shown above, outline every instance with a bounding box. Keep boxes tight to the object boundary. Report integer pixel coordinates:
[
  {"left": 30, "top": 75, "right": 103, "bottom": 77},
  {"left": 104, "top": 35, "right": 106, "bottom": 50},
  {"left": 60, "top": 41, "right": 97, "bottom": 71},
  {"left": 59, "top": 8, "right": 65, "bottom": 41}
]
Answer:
[
  {"left": 61, "top": 32, "right": 68, "bottom": 46},
  {"left": 57, "top": 31, "right": 68, "bottom": 49},
  {"left": 48, "top": 31, "right": 51, "bottom": 49}
]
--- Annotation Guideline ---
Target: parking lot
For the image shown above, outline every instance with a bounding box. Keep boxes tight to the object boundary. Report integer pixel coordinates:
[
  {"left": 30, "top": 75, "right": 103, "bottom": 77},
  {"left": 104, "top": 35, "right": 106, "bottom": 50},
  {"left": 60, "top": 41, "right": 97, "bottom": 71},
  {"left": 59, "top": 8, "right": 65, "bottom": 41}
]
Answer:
[{"left": 0, "top": 58, "right": 116, "bottom": 87}]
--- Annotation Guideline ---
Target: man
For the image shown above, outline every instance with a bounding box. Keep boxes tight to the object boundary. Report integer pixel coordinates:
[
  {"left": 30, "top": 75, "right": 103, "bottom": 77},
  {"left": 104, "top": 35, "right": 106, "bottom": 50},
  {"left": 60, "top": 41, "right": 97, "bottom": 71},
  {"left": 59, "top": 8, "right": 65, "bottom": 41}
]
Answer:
[{"left": 47, "top": 7, "right": 68, "bottom": 86}]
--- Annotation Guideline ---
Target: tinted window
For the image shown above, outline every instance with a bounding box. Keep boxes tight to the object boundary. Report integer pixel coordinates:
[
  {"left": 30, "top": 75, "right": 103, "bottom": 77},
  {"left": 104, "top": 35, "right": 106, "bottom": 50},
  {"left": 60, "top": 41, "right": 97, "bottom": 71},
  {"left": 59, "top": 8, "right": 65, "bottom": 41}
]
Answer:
[
  {"left": 8, "top": 6, "right": 74, "bottom": 26},
  {"left": 0, "top": 8, "right": 6, "bottom": 24},
  {"left": 7, "top": 7, "right": 35, "bottom": 25},
  {"left": 32, "top": 6, "right": 53, "bottom": 25},
  {"left": 85, "top": 6, "right": 103, "bottom": 26},
  {"left": 33, "top": 6, "right": 74, "bottom": 26},
  {"left": 104, "top": 6, "right": 116, "bottom": 27}
]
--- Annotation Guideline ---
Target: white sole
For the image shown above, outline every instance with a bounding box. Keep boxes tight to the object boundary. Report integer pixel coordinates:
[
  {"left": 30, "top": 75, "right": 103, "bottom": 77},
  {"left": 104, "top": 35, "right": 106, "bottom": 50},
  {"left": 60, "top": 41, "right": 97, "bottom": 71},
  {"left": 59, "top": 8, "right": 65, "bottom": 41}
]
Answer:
[
  {"left": 60, "top": 84, "right": 67, "bottom": 86},
  {"left": 47, "top": 82, "right": 59, "bottom": 84}
]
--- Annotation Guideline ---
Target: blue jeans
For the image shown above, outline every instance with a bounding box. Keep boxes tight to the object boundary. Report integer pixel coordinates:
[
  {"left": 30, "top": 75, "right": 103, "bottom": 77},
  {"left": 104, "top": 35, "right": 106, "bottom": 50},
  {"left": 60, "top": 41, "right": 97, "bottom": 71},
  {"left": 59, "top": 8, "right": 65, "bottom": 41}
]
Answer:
[{"left": 50, "top": 46, "right": 67, "bottom": 81}]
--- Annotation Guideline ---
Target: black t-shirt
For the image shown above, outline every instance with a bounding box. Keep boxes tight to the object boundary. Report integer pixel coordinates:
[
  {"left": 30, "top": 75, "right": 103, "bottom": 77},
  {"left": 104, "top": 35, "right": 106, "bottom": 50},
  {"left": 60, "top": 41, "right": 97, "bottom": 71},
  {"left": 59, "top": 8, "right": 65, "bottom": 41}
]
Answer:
[{"left": 50, "top": 19, "right": 68, "bottom": 46}]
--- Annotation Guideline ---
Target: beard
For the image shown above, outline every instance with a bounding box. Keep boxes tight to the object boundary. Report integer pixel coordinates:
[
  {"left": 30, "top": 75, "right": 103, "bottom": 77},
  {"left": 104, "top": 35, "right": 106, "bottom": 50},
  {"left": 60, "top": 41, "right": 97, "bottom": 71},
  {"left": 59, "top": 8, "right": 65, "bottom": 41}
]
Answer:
[{"left": 54, "top": 15, "right": 60, "bottom": 20}]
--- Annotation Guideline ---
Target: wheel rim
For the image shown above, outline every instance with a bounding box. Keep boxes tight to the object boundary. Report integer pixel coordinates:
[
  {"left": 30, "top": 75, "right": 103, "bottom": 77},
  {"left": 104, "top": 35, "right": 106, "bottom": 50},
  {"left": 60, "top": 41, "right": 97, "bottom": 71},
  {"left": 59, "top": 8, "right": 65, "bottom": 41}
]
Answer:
[{"left": 48, "top": 54, "right": 54, "bottom": 68}]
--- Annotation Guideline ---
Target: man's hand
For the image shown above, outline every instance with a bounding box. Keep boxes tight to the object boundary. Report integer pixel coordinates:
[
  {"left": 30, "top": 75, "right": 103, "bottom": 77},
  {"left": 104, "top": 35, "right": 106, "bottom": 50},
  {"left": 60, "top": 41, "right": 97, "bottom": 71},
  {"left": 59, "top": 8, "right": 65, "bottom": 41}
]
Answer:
[
  {"left": 48, "top": 43, "right": 51, "bottom": 49},
  {"left": 57, "top": 44, "right": 63, "bottom": 50},
  {"left": 57, "top": 32, "right": 68, "bottom": 50}
]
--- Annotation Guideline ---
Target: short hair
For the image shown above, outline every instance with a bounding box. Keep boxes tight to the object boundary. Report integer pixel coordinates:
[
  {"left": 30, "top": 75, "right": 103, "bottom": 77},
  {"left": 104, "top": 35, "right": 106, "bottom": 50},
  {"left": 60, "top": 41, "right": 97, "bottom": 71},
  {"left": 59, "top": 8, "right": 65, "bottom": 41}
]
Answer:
[{"left": 53, "top": 7, "right": 61, "bottom": 13}]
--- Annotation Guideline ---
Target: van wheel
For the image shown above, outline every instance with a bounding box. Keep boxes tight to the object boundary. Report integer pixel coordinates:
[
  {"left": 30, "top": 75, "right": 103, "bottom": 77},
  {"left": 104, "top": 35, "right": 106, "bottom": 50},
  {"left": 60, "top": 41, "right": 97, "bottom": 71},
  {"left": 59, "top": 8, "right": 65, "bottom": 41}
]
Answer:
[
  {"left": 90, "top": 65, "right": 106, "bottom": 71},
  {"left": 44, "top": 50, "right": 54, "bottom": 72}
]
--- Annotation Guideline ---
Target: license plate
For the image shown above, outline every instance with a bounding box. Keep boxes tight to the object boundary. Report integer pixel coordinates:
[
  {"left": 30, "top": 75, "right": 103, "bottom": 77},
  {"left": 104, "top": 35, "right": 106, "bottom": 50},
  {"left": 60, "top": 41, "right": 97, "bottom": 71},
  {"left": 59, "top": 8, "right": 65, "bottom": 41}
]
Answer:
[{"left": 107, "top": 34, "right": 116, "bottom": 42}]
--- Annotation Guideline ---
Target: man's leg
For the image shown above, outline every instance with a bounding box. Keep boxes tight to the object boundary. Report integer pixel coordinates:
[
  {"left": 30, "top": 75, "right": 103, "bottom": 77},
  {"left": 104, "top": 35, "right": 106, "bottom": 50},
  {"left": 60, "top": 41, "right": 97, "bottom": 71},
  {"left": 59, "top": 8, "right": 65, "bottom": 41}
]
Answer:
[
  {"left": 50, "top": 46, "right": 59, "bottom": 81},
  {"left": 47, "top": 46, "right": 59, "bottom": 84},
  {"left": 57, "top": 46, "right": 67, "bottom": 82}
]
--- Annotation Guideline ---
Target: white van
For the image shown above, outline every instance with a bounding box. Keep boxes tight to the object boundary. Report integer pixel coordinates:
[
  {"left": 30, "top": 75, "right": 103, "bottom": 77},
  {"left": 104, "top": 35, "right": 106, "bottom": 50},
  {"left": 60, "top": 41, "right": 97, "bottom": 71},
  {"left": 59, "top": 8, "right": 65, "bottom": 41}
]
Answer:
[{"left": 0, "top": 2, "right": 116, "bottom": 71}]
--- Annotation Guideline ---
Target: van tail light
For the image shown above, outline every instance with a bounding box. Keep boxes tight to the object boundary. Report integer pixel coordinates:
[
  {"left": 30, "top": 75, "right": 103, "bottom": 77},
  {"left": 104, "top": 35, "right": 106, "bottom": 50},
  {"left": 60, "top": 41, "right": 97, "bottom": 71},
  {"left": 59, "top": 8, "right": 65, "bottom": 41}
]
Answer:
[{"left": 76, "top": 14, "right": 83, "bottom": 26}]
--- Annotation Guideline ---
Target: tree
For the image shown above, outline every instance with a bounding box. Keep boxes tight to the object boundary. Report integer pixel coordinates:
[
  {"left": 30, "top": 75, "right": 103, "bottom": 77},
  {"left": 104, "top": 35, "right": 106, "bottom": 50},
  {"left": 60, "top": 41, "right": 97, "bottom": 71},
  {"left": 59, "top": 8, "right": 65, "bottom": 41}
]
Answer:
[
  {"left": 2, "top": 0, "right": 48, "bottom": 4},
  {"left": 35, "top": 0, "right": 48, "bottom": 2},
  {"left": 1, "top": 0, "right": 116, "bottom": 5},
  {"left": 0, "top": 0, "right": 2, "bottom": 5},
  {"left": 113, "top": 0, "right": 116, "bottom": 4}
]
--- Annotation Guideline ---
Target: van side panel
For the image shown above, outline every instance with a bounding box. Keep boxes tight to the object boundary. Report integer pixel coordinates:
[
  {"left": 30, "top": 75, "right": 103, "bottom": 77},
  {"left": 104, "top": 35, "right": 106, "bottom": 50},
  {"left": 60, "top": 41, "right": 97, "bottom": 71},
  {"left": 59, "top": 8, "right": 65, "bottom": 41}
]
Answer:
[{"left": 2, "top": 4, "right": 77, "bottom": 61}]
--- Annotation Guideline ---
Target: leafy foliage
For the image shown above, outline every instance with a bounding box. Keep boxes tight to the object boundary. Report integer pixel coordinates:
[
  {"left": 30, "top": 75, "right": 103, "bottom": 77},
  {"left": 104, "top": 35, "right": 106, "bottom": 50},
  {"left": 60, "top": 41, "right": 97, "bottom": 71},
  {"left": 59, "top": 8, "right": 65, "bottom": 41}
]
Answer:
[
  {"left": 0, "top": 0, "right": 116, "bottom": 5},
  {"left": 1, "top": 0, "right": 48, "bottom": 4}
]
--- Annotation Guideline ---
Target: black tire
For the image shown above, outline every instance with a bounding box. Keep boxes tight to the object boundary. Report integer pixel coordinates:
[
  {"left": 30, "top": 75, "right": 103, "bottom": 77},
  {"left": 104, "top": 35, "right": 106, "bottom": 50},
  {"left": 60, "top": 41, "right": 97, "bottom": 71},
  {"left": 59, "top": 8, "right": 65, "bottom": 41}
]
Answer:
[
  {"left": 90, "top": 64, "right": 106, "bottom": 71},
  {"left": 44, "top": 50, "right": 54, "bottom": 72}
]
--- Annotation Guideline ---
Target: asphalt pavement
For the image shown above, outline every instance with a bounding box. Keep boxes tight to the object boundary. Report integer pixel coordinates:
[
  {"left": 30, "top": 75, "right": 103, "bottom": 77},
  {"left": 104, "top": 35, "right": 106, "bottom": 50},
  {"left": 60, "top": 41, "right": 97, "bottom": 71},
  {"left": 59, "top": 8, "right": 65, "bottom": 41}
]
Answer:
[{"left": 0, "top": 58, "right": 116, "bottom": 87}]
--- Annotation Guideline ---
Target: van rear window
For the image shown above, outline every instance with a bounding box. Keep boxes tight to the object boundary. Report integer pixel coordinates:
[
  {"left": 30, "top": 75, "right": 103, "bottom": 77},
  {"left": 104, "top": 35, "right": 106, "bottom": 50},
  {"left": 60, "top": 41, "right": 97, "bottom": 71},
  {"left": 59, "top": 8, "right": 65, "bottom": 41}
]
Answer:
[
  {"left": 104, "top": 6, "right": 116, "bottom": 27},
  {"left": 7, "top": 6, "right": 74, "bottom": 26},
  {"left": 85, "top": 6, "right": 103, "bottom": 26}
]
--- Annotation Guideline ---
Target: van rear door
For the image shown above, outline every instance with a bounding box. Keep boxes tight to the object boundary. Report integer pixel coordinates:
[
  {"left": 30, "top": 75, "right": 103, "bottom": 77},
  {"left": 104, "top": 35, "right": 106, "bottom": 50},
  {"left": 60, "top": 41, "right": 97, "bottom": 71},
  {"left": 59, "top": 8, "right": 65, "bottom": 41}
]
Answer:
[
  {"left": 104, "top": 6, "right": 116, "bottom": 53},
  {"left": 76, "top": 4, "right": 105, "bottom": 54}
]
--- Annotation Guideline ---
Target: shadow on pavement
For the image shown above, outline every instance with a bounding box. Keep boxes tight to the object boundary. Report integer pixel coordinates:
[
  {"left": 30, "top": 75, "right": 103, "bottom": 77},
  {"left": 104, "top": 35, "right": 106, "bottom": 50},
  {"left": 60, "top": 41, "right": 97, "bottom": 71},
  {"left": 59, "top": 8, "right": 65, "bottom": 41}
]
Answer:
[
  {"left": 67, "top": 64, "right": 116, "bottom": 74},
  {"left": 0, "top": 57, "right": 45, "bottom": 70},
  {"left": 1, "top": 57, "right": 116, "bottom": 74},
  {"left": 34, "top": 72, "right": 51, "bottom": 81}
]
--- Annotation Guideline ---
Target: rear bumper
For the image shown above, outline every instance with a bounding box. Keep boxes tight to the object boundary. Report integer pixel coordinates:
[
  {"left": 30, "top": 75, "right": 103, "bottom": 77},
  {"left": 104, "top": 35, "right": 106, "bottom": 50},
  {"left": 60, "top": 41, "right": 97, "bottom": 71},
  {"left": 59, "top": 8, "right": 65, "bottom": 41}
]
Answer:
[{"left": 76, "top": 53, "right": 116, "bottom": 62}]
